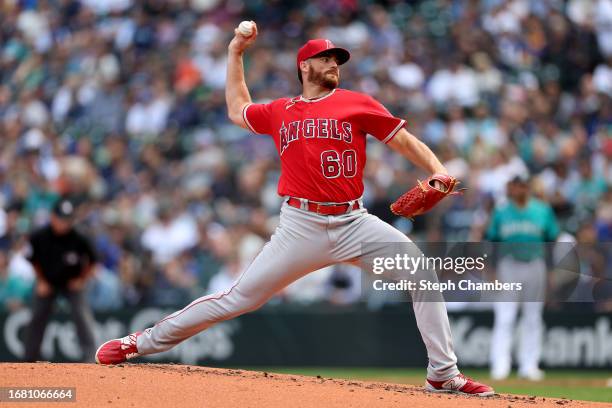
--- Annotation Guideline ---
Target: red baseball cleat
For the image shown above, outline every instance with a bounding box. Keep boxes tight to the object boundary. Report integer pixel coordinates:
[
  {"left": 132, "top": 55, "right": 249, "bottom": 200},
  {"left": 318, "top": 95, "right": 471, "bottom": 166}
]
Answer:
[
  {"left": 95, "top": 332, "right": 141, "bottom": 365},
  {"left": 425, "top": 373, "right": 494, "bottom": 397}
]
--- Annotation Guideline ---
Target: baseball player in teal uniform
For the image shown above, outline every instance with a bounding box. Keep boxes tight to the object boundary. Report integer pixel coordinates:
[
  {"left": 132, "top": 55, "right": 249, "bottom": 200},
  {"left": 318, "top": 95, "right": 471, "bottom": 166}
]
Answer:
[{"left": 486, "top": 174, "right": 559, "bottom": 381}]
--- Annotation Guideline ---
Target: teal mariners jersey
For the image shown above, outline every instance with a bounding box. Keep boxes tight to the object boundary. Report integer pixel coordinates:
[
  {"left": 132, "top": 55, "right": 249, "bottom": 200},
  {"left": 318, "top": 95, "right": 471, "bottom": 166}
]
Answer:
[{"left": 486, "top": 198, "right": 560, "bottom": 261}]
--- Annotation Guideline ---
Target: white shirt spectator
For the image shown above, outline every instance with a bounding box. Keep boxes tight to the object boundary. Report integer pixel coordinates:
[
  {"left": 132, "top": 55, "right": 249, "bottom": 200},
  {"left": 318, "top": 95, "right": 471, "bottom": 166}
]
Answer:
[
  {"left": 476, "top": 68, "right": 503, "bottom": 94},
  {"left": 192, "top": 22, "right": 223, "bottom": 53},
  {"left": 444, "top": 157, "right": 470, "bottom": 181},
  {"left": 448, "top": 118, "right": 471, "bottom": 150},
  {"left": 77, "top": 80, "right": 98, "bottom": 107},
  {"left": 125, "top": 103, "right": 147, "bottom": 135},
  {"left": 98, "top": 16, "right": 136, "bottom": 51},
  {"left": 478, "top": 156, "right": 529, "bottom": 200},
  {"left": 190, "top": 0, "right": 223, "bottom": 13},
  {"left": 97, "top": 53, "right": 121, "bottom": 84},
  {"left": 482, "top": 4, "right": 522, "bottom": 36},
  {"left": 141, "top": 213, "right": 199, "bottom": 265},
  {"left": 536, "top": 167, "right": 574, "bottom": 200},
  {"left": 21, "top": 99, "right": 49, "bottom": 128},
  {"left": 8, "top": 250, "right": 35, "bottom": 283},
  {"left": 193, "top": 53, "right": 227, "bottom": 90},
  {"left": 126, "top": 95, "right": 172, "bottom": 136},
  {"left": 388, "top": 62, "right": 425, "bottom": 90},
  {"left": 568, "top": 0, "right": 595, "bottom": 26},
  {"left": 321, "top": 21, "right": 370, "bottom": 50},
  {"left": 593, "top": 61, "right": 612, "bottom": 97},
  {"left": 472, "top": 52, "right": 503, "bottom": 95},
  {"left": 16, "top": 9, "right": 52, "bottom": 52},
  {"left": 427, "top": 66, "right": 479, "bottom": 107},
  {"left": 81, "top": 0, "right": 132, "bottom": 14},
  {"left": 52, "top": 85, "right": 73, "bottom": 124},
  {"left": 22, "top": 129, "right": 60, "bottom": 181},
  {"left": 595, "top": 0, "right": 612, "bottom": 57}
]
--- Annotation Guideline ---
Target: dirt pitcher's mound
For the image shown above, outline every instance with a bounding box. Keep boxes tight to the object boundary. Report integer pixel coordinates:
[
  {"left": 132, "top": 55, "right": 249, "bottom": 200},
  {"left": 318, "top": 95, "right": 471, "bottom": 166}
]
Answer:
[{"left": 0, "top": 363, "right": 603, "bottom": 408}]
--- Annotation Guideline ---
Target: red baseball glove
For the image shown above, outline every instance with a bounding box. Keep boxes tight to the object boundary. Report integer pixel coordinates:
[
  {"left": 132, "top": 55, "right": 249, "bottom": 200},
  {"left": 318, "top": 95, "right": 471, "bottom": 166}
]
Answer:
[{"left": 390, "top": 174, "right": 463, "bottom": 218}]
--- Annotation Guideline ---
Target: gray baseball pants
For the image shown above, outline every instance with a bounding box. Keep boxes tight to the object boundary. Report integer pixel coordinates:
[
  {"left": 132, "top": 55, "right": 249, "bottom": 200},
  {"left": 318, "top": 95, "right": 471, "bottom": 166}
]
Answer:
[{"left": 137, "top": 202, "right": 459, "bottom": 381}]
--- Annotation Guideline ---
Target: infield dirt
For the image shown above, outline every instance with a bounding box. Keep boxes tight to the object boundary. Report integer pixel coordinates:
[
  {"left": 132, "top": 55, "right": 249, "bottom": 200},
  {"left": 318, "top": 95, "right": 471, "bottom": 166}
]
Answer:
[{"left": 0, "top": 363, "right": 607, "bottom": 407}]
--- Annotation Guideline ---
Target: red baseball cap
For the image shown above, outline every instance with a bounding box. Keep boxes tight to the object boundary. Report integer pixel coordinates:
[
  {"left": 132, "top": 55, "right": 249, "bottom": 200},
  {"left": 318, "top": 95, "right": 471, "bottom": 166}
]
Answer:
[{"left": 296, "top": 39, "right": 350, "bottom": 81}]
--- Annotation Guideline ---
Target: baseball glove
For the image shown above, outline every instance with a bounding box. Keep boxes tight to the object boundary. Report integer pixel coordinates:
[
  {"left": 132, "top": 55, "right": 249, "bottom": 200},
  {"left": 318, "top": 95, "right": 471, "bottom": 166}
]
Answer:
[{"left": 390, "top": 174, "right": 463, "bottom": 218}]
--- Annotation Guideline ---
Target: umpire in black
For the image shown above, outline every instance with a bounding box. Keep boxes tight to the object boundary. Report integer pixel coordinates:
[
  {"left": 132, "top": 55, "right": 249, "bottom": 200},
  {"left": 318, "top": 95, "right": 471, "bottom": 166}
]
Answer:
[{"left": 24, "top": 198, "right": 97, "bottom": 362}]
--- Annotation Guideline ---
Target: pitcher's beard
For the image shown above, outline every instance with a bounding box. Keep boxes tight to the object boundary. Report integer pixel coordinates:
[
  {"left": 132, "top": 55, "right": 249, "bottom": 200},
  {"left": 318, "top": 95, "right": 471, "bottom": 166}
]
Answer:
[{"left": 307, "top": 66, "right": 339, "bottom": 90}]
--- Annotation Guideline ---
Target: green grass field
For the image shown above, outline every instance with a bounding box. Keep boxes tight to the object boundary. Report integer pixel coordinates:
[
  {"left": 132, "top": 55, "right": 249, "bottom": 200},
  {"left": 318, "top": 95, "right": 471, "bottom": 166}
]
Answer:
[{"left": 253, "top": 368, "right": 612, "bottom": 403}]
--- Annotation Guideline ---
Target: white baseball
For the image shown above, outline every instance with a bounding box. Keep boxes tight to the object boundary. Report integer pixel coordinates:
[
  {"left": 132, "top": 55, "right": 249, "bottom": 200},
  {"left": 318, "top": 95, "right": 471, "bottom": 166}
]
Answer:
[{"left": 238, "top": 21, "right": 254, "bottom": 37}]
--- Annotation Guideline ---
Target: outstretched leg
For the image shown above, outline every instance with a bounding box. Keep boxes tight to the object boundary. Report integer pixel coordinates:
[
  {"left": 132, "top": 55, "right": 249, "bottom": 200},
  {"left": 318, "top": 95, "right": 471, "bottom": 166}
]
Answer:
[
  {"left": 96, "top": 204, "right": 334, "bottom": 363},
  {"left": 331, "top": 211, "right": 493, "bottom": 396},
  {"left": 331, "top": 212, "right": 459, "bottom": 380}
]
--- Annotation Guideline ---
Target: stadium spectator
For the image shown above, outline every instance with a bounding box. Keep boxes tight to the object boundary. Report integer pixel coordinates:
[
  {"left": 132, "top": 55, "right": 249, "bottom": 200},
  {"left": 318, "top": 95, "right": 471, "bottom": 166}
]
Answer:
[{"left": 0, "top": 250, "right": 31, "bottom": 312}]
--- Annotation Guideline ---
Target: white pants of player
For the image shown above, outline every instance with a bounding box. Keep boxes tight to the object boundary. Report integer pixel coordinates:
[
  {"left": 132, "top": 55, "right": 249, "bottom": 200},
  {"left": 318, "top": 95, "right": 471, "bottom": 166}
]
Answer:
[
  {"left": 137, "top": 202, "right": 460, "bottom": 381},
  {"left": 490, "top": 257, "right": 546, "bottom": 377}
]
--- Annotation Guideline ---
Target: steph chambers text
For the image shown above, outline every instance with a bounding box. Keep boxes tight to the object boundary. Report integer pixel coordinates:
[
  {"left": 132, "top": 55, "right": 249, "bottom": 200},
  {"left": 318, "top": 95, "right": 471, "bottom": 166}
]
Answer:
[{"left": 372, "top": 279, "right": 522, "bottom": 292}]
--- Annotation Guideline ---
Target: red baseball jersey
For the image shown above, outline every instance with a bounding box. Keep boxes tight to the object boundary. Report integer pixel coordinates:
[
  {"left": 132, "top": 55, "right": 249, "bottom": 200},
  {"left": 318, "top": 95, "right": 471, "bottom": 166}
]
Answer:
[{"left": 243, "top": 88, "right": 406, "bottom": 202}]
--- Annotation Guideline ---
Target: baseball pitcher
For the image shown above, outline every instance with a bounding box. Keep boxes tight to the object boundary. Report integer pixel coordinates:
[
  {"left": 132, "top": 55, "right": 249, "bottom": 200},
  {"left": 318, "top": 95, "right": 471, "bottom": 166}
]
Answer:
[{"left": 96, "top": 22, "right": 493, "bottom": 396}]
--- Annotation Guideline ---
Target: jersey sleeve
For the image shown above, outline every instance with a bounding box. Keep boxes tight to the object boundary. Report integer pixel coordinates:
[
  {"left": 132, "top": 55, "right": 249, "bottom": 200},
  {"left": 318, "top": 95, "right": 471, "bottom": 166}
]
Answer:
[
  {"left": 354, "top": 95, "right": 406, "bottom": 144},
  {"left": 243, "top": 102, "right": 274, "bottom": 135}
]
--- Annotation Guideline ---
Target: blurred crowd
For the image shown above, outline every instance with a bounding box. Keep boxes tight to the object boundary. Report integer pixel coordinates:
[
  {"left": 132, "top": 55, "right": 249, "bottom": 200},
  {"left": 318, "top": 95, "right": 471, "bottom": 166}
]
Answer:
[{"left": 0, "top": 0, "right": 611, "bottom": 312}]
